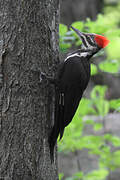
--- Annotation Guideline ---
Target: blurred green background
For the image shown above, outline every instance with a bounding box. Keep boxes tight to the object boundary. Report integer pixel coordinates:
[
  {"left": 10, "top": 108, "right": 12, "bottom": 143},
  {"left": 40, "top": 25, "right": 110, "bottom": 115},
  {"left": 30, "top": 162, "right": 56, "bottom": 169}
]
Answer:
[{"left": 58, "top": 0, "right": 120, "bottom": 180}]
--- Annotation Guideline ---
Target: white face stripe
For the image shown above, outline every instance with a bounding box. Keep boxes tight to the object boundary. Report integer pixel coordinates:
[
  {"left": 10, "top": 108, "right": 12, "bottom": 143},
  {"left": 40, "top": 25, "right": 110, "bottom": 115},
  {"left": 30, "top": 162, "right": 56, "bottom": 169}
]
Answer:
[
  {"left": 64, "top": 52, "right": 88, "bottom": 62},
  {"left": 89, "top": 36, "right": 95, "bottom": 43},
  {"left": 84, "top": 36, "right": 89, "bottom": 48},
  {"left": 81, "top": 34, "right": 96, "bottom": 49}
]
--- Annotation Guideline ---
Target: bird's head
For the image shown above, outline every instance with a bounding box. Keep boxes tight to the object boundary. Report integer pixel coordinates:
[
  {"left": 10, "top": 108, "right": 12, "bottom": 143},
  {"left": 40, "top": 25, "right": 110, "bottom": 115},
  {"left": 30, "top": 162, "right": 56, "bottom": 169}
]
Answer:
[{"left": 71, "top": 26, "right": 110, "bottom": 56}]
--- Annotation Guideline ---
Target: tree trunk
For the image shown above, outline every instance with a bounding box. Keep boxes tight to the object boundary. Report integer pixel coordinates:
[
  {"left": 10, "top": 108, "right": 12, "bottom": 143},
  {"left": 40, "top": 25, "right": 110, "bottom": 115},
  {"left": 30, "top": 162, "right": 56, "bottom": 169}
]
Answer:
[
  {"left": 60, "top": 0, "right": 103, "bottom": 25},
  {"left": 0, "top": 0, "right": 59, "bottom": 179}
]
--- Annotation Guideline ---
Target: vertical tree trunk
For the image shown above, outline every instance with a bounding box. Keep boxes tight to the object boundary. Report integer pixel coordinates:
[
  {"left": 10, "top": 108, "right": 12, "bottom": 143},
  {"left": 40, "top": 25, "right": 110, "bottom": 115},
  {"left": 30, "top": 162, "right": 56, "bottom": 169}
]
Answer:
[
  {"left": 60, "top": 0, "right": 103, "bottom": 25},
  {"left": 0, "top": 0, "right": 59, "bottom": 179}
]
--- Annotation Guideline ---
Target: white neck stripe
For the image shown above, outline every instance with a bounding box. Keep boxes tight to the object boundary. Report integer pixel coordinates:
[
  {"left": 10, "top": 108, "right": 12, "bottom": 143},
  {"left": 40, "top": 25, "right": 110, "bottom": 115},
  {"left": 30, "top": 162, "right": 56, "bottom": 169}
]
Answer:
[
  {"left": 64, "top": 52, "right": 88, "bottom": 62},
  {"left": 64, "top": 53, "right": 80, "bottom": 61}
]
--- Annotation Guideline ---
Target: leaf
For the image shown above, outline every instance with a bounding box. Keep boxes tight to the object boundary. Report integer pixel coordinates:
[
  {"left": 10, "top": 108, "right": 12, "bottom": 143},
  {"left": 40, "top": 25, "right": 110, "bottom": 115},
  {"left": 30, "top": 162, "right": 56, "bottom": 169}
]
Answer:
[
  {"left": 74, "top": 171, "right": 84, "bottom": 179},
  {"left": 113, "top": 150, "right": 120, "bottom": 167},
  {"left": 102, "top": 100, "right": 109, "bottom": 116},
  {"left": 109, "top": 99, "right": 120, "bottom": 110},
  {"left": 90, "top": 86, "right": 107, "bottom": 99},
  {"left": 104, "top": 134, "right": 120, "bottom": 147},
  {"left": 90, "top": 86, "right": 109, "bottom": 116},
  {"left": 78, "top": 98, "right": 96, "bottom": 116},
  {"left": 84, "top": 169, "right": 109, "bottom": 180},
  {"left": 99, "top": 60, "right": 119, "bottom": 73},
  {"left": 59, "top": 173, "right": 64, "bottom": 180},
  {"left": 60, "top": 42, "right": 71, "bottom": 52},
  {"left": 91, "top": 64, "right": 98, "bottom": 75},
  {"left": 71, "top": 21, "right": 84, "bottom": 45},
  {"left": 107, "top": 37, "right": 120, "bottom": 59},
  {"left": 71, "top": 21, "right": 84, "bottom": 32},
  {"left": 85, "top": 119, "right": 94, "bottom": 125},
  {"left": 59, "top": 24, "right": 68, "bottom": 37},
  {"left": 111, "top": 136, "right": 120, "bottom": 147},
  {"left": 79, "top": 135, "right": 103, "bottom": 150},
  {"left": 94, "top": 123, "right": 103, "bottom": 131},
  {"left": 104, "top": 134, "right": 112, "bottom": 141}
]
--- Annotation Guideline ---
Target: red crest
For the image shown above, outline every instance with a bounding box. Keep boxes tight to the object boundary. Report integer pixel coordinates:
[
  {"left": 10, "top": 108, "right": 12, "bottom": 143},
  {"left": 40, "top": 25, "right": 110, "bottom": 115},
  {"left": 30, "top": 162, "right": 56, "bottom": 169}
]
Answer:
[{"left": 95, "top": 34, "right": 110, "bottom": 48}]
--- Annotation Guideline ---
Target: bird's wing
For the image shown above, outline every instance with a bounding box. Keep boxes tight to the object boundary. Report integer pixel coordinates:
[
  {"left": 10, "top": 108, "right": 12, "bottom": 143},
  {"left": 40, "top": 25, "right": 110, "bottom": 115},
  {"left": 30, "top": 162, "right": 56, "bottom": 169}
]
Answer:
[
  {"left": 59, "top": 56, "right": 90, "bottom": 135},
  {"left": 63, "top": 86, "right": 83, "bottom": 127},
  {"left": 48, "top": 56, "right": 90, "bottom": 162}
]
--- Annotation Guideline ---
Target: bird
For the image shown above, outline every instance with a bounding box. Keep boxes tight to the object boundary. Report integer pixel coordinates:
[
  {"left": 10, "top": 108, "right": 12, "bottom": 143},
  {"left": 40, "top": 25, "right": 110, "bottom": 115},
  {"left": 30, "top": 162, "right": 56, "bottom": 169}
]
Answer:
[{"left": 48, "top": 26, "right": 110, "bottom": 162}]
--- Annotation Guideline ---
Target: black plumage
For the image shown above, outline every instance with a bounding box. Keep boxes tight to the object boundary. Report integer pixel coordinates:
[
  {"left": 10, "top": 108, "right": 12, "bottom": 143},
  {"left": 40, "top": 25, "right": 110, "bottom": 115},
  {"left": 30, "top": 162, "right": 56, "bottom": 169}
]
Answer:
[
  {"left": 48, "top": 26, "right": 109, "bottom": 162},
  {"left": 48, "top": 55, "right": 90, "bottom": 162}
]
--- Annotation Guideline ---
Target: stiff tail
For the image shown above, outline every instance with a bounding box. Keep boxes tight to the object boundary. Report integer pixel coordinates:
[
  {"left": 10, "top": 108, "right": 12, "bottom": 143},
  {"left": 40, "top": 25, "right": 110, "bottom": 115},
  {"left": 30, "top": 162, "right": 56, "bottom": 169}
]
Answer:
[
  {"left": 48, "top": 91, "right": 65, "bottom": 163},
  {"left": 48, "top": 125, "right": 59, "bottom": 163}
]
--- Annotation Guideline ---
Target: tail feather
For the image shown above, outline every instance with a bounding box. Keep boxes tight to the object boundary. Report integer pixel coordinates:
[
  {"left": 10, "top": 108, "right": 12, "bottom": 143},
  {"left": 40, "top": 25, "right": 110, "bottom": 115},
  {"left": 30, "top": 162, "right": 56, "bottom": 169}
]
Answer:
[
  {"left": 48, "top": 125, "right": 59, "bottom": 163},
  {"left": 59, "top": 104, "right": 64, "bottom": 140},
  {"left": 48, "top": 91, "right": 65, "bottom": 163}
]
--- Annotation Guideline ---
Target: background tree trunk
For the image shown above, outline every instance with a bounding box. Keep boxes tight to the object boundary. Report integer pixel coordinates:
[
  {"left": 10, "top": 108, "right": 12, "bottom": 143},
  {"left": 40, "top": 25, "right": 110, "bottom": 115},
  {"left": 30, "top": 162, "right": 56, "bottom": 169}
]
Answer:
[
  {"left": 60, "top": 0, "right": 103, "bottom": 25},
  {"left": 0, "top": 0, "right": 59, "bottom": 179}
]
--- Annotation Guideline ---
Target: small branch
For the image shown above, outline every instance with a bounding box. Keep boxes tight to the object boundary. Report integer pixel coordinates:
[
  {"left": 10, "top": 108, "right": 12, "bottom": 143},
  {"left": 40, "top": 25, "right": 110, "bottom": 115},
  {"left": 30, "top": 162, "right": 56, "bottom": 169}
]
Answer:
[{"left": 74, "top": 150, "right": 82, "bottom": 172}]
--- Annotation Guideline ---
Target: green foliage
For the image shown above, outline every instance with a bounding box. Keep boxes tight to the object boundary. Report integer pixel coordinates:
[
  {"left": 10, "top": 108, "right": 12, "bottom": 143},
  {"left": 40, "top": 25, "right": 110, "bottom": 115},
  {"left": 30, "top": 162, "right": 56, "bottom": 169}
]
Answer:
[
  {"left": 99, "top": 60, "right": 119, "bottom": 73},
  {"left": 59, "top": 3, "right": 120, "bottom": 180},
  {"left": 59, "top": 24, "right": 68, "bottom": 37},
  {"left": 84, "top": 169, "right": 109, "bottom": 180},
  {"left": 58, "top": 86, "right": 120, "bottom": 179},
  {"left": 62, "top": 168, "right": 109, "bottom": 180},
  {"left": 91, "top": 64, "right": 98, "bottom": 75},
  {"left": 59, "top": 173, "right": 64, "bottom": 180},
  {"left": 90, "top": 85, "right": 109, "bottom": 116},
  {"left": 94, "top": 123, "right": 103, "bottom": 131},
  {"left": 59, "top": 6, "right": 120, "bottom": 73},
  {"left": 109, "top": 99, "right": 120, "bottom": 112},
  {"left": 71, "top": 21, "right": 84, "bottom": 31},
  {"left": 83, "top": 169, "right": 108, "bottom": 180},
  {"left": 59, "top": 24, "right": 74, "bottom": 52}
]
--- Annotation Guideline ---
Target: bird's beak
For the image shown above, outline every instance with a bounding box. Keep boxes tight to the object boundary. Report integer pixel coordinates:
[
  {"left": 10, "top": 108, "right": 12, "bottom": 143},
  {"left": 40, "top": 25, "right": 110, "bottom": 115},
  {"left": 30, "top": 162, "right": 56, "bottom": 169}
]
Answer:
[
  {"left": 71, "top": 26, "right": 84, "bottom": 38},
  {"left": 71, "top": 26, "right": 89, "bottom": 49}
]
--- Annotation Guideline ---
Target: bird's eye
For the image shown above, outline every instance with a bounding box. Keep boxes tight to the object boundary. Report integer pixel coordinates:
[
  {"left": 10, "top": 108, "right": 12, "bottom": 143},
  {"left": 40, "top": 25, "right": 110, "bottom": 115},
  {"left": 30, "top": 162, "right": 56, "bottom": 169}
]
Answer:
[{"left": 87, "top": 36, "right": 95, "bottom": 46}]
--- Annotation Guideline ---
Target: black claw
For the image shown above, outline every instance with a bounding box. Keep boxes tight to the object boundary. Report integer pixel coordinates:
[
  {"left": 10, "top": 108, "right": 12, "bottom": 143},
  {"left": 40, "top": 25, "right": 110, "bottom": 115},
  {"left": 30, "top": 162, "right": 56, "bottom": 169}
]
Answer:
[
  {"left": 40, "top": 72, "right": 47, "bottom": 83},
  {"left": 40, "top": 72, "right": 56, "bottom": 85}
]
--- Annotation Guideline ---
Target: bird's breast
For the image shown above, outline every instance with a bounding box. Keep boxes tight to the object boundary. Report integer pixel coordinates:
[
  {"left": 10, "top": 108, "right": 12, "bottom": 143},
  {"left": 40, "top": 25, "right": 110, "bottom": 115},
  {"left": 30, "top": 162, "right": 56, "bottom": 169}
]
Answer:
[{"left": 59, "top": 57, "right": 91, "bottom": 92}]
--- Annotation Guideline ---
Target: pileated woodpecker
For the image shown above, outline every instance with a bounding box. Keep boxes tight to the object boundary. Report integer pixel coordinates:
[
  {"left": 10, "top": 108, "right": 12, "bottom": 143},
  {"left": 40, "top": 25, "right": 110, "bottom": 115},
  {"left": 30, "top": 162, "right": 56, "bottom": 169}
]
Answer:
[{"left": 48, "top": 26, "right": 109, "bottom": 162}]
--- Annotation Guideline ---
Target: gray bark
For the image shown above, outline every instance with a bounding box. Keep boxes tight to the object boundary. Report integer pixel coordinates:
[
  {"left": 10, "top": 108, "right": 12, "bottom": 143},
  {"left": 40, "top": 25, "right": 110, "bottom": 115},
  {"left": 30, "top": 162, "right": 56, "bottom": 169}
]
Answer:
[{"left": 0, "top": 0, "right": 59, "bottom": 179}]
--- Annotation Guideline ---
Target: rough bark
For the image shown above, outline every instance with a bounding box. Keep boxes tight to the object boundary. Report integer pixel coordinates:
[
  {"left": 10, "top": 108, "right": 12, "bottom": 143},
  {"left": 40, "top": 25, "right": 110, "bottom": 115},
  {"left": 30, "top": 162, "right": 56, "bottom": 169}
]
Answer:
[
  {"left": 0, "top": 0, "right": 59, "bottom": 179},
  {"left": 60, "top": 0, "right": 103, "bottom": 25}
]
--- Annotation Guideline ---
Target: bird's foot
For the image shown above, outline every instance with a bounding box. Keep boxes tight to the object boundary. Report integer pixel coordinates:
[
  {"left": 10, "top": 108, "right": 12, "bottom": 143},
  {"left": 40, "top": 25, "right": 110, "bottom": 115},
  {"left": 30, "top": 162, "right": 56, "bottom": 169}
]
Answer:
[
  {"left": 40, "top": 72, "right": 56, "bottom": 84},
  {"left": 40, "top": 72, "right": 47, "bottom": 83}
]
